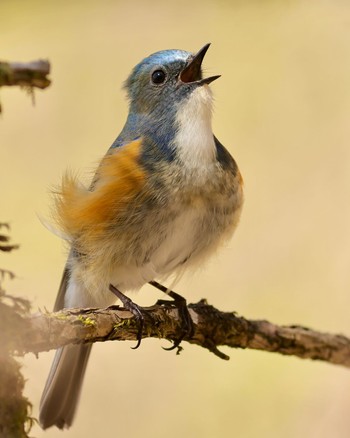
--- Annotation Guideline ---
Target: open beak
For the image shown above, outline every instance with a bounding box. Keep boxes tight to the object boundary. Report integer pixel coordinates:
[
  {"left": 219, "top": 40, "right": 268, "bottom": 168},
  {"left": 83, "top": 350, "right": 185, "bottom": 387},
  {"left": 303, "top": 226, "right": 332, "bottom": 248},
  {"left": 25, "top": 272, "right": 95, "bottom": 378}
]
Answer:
[{"left": 180, "top": 43, "right": 221, "bottom": 85}]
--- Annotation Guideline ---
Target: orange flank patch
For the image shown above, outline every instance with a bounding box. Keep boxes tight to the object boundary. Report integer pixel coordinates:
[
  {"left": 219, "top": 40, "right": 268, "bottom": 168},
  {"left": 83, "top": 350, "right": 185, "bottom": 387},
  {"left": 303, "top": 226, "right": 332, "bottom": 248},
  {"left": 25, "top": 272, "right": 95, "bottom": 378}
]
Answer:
[
  {"left": 237, "top": 169, "right": 244, "bottom": 186},
  {"left": 55, "top": 138, "right": 145, "bottom": 242}
]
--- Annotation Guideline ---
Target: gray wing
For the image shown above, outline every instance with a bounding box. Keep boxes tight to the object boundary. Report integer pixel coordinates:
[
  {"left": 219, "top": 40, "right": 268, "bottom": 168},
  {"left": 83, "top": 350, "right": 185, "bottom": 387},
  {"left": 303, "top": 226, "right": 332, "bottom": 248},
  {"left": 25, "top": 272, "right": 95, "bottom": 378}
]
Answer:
[{"left": 53, "top": 265, "right": 70, "bottom": 311}]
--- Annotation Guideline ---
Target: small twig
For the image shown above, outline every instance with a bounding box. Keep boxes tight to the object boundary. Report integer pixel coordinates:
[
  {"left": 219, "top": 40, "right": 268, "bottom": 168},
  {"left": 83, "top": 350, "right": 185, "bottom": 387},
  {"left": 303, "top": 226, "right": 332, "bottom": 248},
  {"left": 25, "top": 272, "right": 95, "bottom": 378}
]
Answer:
[
  {"left": 0, "top": 59, "right": 51, "bottom": 113},
  {"left": 0, "top": 60, "right": 51, "bottom": 89},
  {"left": 0, "top": 224, "right": 19, "bottom": 252}
]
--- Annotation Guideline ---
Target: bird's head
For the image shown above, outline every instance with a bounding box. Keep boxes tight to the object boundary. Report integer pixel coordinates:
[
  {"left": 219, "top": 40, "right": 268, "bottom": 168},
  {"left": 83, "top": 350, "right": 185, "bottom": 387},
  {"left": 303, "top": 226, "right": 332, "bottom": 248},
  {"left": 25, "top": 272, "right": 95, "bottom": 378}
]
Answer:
[{"left": 124, "top": 43, "right": 220, "bottom": 117}]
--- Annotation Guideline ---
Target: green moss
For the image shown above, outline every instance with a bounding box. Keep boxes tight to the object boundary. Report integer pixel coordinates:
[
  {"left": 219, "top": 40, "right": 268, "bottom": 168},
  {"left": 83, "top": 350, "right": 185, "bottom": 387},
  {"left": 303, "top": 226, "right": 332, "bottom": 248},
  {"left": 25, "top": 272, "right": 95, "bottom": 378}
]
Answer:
[
  {"left": 77, "top": 315, "right": 96, "bottom": 327},
  {"left": 114, "top": 319, "right": 131, "bottom": 330},
  {"left": 54, "top": 312, "right": 70, "bottom": 321}
]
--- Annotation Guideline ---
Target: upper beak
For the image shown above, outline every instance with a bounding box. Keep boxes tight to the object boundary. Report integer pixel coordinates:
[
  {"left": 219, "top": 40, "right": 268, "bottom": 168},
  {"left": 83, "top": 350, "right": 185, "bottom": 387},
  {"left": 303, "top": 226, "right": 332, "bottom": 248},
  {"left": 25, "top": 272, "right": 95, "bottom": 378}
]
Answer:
[{"left": 180, "top": 43, "right": 221, "bottom": 85}]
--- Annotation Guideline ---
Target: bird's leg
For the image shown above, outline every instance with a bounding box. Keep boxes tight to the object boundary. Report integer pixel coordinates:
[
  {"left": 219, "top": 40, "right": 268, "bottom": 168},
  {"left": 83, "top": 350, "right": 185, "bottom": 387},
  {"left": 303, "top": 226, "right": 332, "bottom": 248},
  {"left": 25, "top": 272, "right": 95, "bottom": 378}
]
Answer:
[
  {"left": 109, "top": 284, "right": 144, "bottom": 349},
  {"left": 149, "top": 280, "right": 195, "bottom": 351}
]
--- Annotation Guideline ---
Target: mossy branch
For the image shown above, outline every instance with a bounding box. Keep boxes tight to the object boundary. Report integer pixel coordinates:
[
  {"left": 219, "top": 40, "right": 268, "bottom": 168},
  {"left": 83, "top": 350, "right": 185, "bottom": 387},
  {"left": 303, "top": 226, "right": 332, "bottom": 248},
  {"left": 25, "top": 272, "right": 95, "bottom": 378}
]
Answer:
[{"left": 11, "top": 301, "right": 350, "bottom": 368}]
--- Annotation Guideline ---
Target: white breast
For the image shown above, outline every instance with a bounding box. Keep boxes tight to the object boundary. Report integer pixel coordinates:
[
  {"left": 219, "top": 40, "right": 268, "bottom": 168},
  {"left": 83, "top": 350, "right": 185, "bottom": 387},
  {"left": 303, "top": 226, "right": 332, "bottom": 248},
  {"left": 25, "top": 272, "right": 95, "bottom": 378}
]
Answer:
[{"left": 174, "top": 85, "right": 216, "bottom": 167}]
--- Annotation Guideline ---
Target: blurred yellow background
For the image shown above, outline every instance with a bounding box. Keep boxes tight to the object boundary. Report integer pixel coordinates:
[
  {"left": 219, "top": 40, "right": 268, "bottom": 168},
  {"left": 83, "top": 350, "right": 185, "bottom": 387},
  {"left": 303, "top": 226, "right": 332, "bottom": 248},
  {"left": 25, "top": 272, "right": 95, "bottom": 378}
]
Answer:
[{"left": 1, "top": 0, "right": 350, "bottom": 437}]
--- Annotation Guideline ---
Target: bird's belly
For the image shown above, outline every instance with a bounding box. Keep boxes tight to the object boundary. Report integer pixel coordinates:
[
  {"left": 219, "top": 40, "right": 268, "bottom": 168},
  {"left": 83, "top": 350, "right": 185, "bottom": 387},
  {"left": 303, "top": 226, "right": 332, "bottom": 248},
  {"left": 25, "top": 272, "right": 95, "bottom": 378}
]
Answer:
[
  {"left": 103, "top": 207, "right": 202, "bottom": 292},
  {"left": 109, "top": 198, "right": 240, "bottom": 291},
  {"left": 150, "top": 207, "right": 204, "bottom": 274}
]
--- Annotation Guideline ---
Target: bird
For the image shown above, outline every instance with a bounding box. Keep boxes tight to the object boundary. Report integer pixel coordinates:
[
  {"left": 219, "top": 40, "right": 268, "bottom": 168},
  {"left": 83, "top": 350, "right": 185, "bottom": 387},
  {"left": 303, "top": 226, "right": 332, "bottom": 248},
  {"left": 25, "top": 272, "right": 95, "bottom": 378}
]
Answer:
[{"left": 39, "top": 43, "right": 244, "bottom": 430}]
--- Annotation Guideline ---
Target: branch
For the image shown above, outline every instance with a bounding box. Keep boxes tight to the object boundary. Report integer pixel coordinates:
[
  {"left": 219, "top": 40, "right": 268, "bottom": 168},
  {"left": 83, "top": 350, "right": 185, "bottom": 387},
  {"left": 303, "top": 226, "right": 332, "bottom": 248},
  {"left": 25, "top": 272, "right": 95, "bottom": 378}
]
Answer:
[
  {"left": 0, "top": 60, "right": 51, "bottom": 89},
  {"left": 15, "top": 301, "right": 350, "bottom": 368},
  {"left": 0, "top": 59, "right": 51, "bottom": 113}
]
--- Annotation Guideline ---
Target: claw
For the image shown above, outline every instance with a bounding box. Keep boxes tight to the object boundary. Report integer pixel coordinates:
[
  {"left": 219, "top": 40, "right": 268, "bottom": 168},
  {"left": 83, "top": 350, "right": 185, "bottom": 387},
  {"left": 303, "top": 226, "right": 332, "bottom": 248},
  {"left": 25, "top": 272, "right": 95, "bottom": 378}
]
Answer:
[
  {"left": 162, "top": 333, "right": 186, "bottom": 351},
  {"left": 109, "top": 284, "right": 144, "bottom": 349},
  {"left": 149, "top": 280, "right": 195, "bottom": 350}
]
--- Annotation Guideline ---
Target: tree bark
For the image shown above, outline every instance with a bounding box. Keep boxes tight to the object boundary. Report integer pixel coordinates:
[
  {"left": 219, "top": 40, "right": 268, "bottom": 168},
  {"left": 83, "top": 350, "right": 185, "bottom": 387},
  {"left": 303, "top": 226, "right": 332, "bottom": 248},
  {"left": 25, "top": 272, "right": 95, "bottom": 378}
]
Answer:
[{"left": 12, "top": 301, "right": 350, "bottom": 368}]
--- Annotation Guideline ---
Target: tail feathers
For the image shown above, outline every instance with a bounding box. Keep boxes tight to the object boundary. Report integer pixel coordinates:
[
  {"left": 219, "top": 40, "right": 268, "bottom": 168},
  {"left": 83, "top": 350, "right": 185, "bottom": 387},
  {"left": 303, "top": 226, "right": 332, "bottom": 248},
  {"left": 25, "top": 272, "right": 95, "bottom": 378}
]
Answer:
[{"left": 39, "top": 344, "right": 92, "bottom": 430}]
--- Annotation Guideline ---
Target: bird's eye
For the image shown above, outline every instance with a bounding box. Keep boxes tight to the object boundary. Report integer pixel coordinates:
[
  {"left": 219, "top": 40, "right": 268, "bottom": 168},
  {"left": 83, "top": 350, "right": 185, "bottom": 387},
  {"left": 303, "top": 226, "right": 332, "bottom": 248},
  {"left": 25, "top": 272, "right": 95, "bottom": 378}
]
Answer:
[{"left": 151, "top": 69, "right": 166, "bottom": 84}]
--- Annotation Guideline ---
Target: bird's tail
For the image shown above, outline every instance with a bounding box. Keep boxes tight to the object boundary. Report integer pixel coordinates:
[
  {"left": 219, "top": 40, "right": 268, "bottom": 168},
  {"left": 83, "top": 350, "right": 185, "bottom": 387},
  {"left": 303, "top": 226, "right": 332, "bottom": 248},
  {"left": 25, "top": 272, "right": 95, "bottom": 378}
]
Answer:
[{"left": 39, "top": 343, "right": 92, "bottom": 429}]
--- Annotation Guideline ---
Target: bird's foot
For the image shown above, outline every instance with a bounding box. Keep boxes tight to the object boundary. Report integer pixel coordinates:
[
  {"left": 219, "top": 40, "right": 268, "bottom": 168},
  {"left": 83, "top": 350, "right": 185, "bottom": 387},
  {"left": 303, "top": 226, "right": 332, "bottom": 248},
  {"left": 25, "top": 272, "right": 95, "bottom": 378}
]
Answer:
[
  {"left": 109, "top": 284, "right": 145, "bottom": 349},
  {"left": 149, "top": 280, "right": 195, "bottom": 352}
]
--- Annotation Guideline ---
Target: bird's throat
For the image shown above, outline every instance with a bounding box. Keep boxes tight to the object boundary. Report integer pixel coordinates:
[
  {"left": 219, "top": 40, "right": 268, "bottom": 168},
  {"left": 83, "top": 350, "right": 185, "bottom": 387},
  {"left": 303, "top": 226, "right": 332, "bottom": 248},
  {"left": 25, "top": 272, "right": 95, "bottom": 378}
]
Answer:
[{"left": 174, "top": 85, "right": 216, "bottom": 168}]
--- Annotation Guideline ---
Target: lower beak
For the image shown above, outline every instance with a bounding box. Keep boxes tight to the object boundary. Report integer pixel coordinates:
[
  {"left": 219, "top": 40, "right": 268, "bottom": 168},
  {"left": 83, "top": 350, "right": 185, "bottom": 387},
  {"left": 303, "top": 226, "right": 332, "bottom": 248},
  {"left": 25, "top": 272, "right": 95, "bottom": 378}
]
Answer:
[{"left": 180, "top": 43, "right": 221, "bottom": 85}]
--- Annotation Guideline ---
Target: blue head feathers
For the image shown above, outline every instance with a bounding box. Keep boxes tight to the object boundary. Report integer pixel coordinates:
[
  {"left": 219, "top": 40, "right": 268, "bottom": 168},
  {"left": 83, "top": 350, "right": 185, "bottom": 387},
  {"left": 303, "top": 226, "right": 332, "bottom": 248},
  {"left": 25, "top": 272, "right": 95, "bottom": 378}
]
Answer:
[
  {"left": 112, "top": 44, "right": 220, "bottom": 161},
  {"left": 123, "top": 44, "right": 219, "bottom": 114}
]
